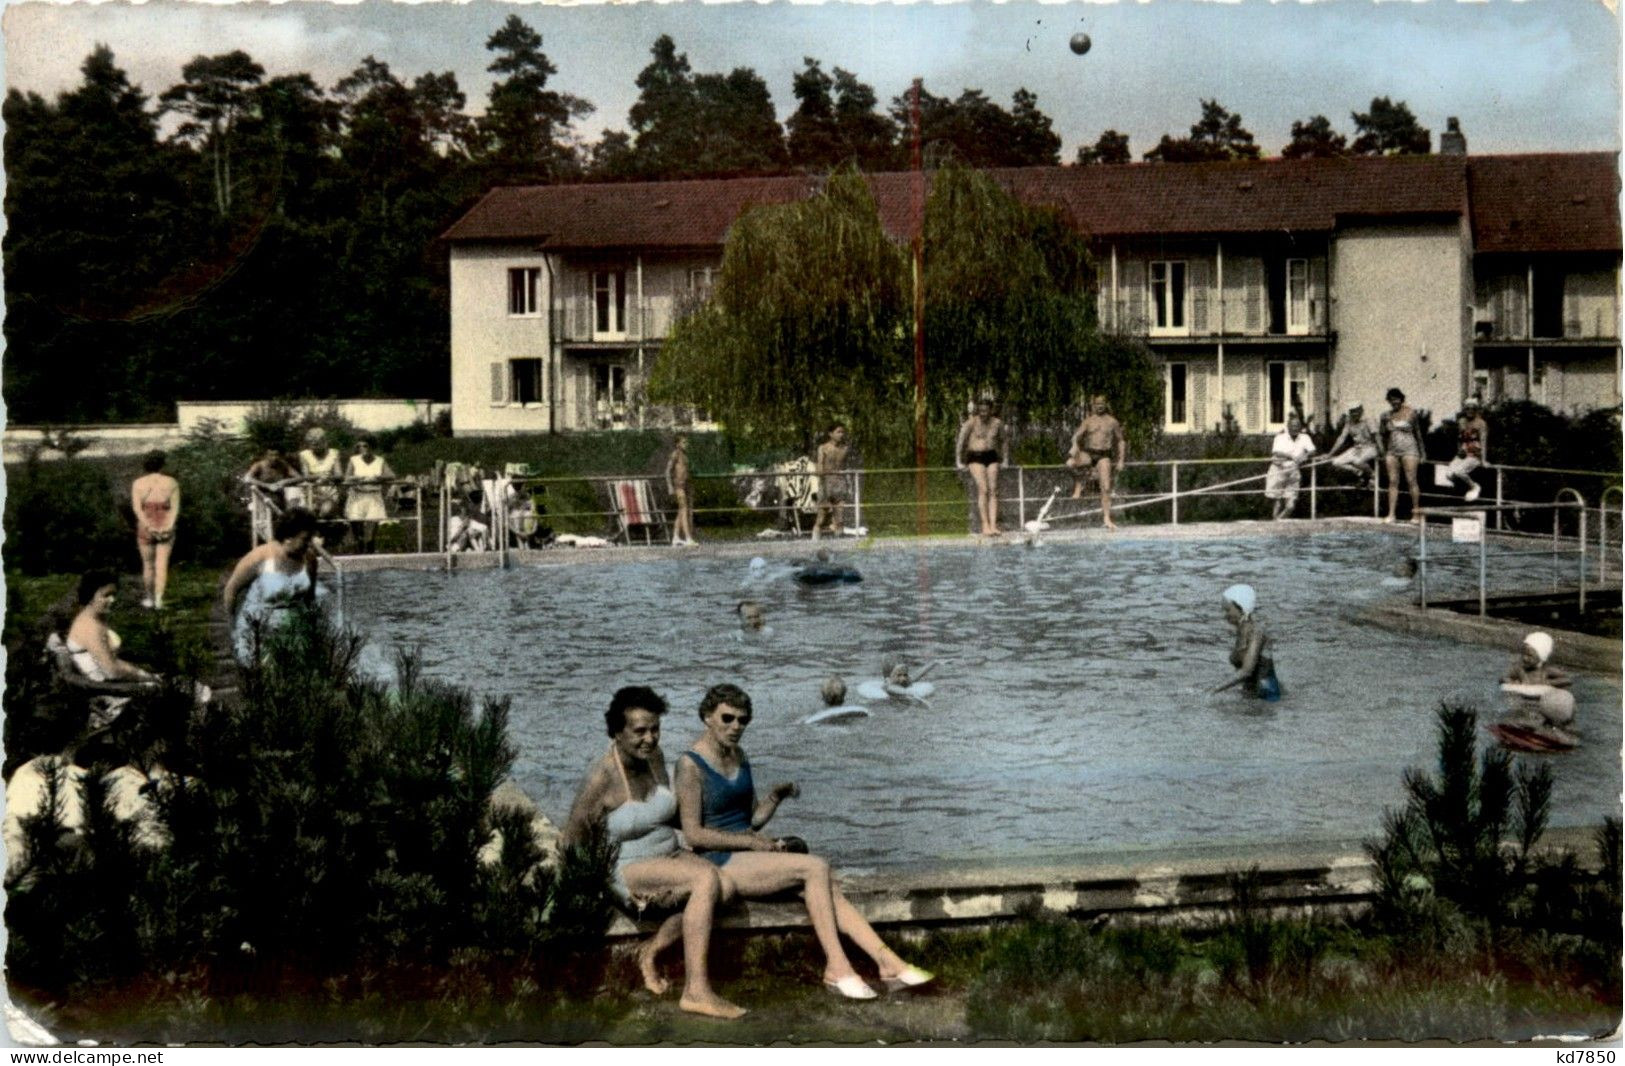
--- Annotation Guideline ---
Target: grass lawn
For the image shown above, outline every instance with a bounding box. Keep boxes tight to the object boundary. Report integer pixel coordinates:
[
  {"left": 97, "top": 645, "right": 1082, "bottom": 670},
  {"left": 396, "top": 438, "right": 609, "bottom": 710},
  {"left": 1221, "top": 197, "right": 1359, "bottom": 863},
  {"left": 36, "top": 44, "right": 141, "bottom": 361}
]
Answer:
[{"left": 26, "top": 920, "right": 1617, "bottom": 1045}]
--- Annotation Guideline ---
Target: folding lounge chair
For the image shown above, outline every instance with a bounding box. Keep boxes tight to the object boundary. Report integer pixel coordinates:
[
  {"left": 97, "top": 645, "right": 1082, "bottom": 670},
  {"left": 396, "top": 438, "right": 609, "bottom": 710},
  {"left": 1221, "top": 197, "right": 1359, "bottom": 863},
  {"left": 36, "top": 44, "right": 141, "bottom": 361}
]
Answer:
[{"left": 607, "top": 478, "right": 669, "bottom": 545}]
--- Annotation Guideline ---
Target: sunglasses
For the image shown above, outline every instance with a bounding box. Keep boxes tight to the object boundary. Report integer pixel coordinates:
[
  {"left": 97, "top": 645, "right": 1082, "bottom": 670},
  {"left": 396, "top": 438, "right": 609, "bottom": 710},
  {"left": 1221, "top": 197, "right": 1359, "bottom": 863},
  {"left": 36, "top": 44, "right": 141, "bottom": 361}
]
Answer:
[{"left": 718, "top": 713, "right": 752, "bottom": 726}]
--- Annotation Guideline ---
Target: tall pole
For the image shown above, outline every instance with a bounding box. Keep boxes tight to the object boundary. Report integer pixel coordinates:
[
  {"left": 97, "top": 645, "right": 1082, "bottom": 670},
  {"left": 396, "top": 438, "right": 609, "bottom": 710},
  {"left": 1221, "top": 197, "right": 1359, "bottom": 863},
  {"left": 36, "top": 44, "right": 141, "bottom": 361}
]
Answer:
[{"left": 911, "top": 78, "right": 927, "bottom": 534}]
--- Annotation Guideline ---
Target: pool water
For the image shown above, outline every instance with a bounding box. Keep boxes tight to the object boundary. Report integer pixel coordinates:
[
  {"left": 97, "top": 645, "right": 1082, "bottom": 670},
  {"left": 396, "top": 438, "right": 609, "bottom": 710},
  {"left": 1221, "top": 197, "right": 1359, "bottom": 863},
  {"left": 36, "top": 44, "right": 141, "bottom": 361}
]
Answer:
[{"left": 343, "top": 532, "right": 1621, "bottom": 869}]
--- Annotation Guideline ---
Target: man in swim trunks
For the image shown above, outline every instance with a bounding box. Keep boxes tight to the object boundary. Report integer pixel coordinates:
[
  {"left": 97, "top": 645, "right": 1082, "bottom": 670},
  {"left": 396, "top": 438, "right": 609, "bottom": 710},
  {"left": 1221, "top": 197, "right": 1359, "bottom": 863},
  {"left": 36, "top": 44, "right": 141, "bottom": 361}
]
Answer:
[
  {"left": 812, "top": 423, "right": 852, "bottom": 541},
  {"left": 955, "top": 399, "right": 1010, "bottom": 536},
  {"left": 130, "top": 451, "right": 179, "bottom": 610},
  {"left": 1065, "top": 395, "right": 1127, "bottom": 530},
  {"left": 665, "top": 434, "right": 697, "bottom": 547},
  {"left": 1445, "top": 398, "right": 1489, "bottom": 502}
]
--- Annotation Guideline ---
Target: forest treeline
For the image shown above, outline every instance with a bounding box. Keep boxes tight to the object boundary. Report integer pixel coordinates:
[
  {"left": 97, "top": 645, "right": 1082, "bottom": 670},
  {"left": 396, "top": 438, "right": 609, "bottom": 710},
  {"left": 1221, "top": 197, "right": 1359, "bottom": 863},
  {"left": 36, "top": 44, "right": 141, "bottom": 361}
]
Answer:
[{"left": 3, "top": 16, "right": 1435, "bottom": 422}]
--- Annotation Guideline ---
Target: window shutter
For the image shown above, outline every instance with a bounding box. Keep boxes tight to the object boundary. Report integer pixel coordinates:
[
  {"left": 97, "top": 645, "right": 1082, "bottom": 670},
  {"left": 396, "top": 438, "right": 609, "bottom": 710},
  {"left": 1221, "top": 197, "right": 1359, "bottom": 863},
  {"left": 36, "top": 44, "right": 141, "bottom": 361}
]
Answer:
[
  {"left": 1243, "top": 259, "right": 1263, "bottom": 332},
  {"left": 1190, "top": 363, "right": 1209, "bottom": 430},
  {"left": 1189, "top": 259, "right": 1210, "bottom": 334},
  {"left": 490, "top": 362, "right": 507, "bottom": 403},
  {"left": 571, "top": 272, "right": 591, "bottom": 339},
  {"left": 1244, "top": 363, "right": 1262, "bottom": 432},
  {"left": 1120, "top": 259, "right": 1146, "bottom": 333},
  {"left": 1505, "top": 276, "right": 1527, "bottom": 338},
  {"left": 1308, "top": 258, "right": 1327, "bottom": 331},
  {"left": 1563, "top": 284, "right": 1581, "bottom": 338},
  {"left": 628, "top": 279, "right": 643, "bottom": 338}
]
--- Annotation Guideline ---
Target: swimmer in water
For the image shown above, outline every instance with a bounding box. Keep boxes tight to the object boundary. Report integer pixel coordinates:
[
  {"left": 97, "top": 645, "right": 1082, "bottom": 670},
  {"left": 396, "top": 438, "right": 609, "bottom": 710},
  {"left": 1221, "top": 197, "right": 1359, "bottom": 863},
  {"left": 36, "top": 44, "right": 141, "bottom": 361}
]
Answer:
[
  {"left": 881, "top": 658, "right": 936, "bottom": 700},
  {"left": 1213, "top": 584, "right": 1281, "bottom": 701},
  {"left": 737, "top": 600, "right": 768, "bottom": 634},
  {"left": 1500, "top": 631, "right": 1576, "bottom": 744},
  {"left": 821, "top": 676, "right": 847, "bottom": 706}
]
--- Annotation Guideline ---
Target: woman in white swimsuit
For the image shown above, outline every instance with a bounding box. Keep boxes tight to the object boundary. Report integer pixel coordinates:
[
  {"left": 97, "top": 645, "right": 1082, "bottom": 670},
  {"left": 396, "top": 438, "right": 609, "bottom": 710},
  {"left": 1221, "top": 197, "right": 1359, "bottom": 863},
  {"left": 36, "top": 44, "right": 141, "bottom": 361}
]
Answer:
[
  {"left": 1379, "top": 387, "right": 1426, "bottom": 524},
  {"left": 562, "top": 686, "right": 744, "bottom": 1020}
]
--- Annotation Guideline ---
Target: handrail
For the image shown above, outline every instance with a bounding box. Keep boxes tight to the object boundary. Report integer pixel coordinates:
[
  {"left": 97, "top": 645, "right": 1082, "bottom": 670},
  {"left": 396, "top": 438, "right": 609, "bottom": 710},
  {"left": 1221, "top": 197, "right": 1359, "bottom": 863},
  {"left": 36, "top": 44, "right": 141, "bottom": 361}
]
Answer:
[
  {"left": 1415, "top": 498, "right": 1587, "bottom": 616},
  {"left": 1601, "top": 486, "right": 1623, "bottom": 585}
]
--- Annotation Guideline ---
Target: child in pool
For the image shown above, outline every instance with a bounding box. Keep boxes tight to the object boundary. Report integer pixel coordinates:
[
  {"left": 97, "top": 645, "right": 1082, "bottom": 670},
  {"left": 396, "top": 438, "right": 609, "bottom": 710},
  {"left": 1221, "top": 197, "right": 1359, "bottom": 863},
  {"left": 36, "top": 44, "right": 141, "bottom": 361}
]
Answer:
[{"left": 1500, "top": 631, "right": 1576, "bottom": 744}]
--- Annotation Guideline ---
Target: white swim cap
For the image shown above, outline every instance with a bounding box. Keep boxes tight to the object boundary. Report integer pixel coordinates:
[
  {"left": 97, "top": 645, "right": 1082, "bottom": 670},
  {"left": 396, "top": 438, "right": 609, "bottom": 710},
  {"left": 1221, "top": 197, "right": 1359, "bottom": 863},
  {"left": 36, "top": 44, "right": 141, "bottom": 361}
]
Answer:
[
  {"left": 1347, "top": 401, "right": 1364, "bottom": 413},
  {"left": 1523, "top": 631, "right": 1554, "bottom": 664},
  {"left": 749, "top": 557, "right": 766, "bottom": 570},
  {"left": 1222, "top": 584, "right": 1257, "bottom": 617}
]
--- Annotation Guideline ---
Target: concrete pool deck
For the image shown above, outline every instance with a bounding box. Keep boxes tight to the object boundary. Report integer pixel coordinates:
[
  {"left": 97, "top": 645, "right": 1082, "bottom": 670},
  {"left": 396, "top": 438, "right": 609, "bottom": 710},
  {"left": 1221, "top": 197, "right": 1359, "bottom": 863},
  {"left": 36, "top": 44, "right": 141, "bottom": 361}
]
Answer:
[{"left": 601, "top": 825, "right": 1606, "bottom": 938}]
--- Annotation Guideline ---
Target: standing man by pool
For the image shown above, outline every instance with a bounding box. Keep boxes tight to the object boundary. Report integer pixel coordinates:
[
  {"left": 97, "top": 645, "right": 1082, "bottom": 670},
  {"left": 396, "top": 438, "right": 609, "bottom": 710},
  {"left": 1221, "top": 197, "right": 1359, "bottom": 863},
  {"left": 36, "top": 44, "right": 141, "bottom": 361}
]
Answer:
[
  {"left": 665, "top": 434, "right": 697, "bottom": 547},
  {"left": 1445, "top": 398, "right": 1489, "bottom": 502},
  {"left": 812, "top": 423, "right": 851, "bottom": 541},
  {"left": 955, "top": 398, "right": 1010, "bottom": 537},
  {"left": 1327, "top": 402, "right": 1379, "bottom": 486},
  {"left": 1265, "top": 413, "right": 1316, "bottom": 520},
  {"left": 1065, "top": 395, "right": 1127, "bottom": 530}
]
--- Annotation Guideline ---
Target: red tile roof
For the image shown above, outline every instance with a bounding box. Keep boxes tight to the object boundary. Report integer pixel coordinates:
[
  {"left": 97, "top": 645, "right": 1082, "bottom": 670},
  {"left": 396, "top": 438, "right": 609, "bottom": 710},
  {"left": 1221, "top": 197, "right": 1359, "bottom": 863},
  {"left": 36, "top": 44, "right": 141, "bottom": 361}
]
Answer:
[
  {"left": 1466, "top": 153, "right": 1620, "bottom": 254},
  {"left": 440, "top": 153, "right": 1619, "bottom": 255}
]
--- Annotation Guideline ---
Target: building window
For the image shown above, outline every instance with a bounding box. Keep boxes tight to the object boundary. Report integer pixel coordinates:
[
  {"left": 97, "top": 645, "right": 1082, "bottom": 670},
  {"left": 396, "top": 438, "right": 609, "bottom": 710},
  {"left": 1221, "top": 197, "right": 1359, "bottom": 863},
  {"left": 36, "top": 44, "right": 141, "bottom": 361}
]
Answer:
[
  {"left": 1149, "top": 260, "right": 1188, "bottom": 335},
  {"left": 1284, "top": 259, "right": 1309, "bottom": 335},
  {"left": 1267, "top": 360, "right": 1309, "bottom": 429},
  {"left": 594, "top": 270, "right": 627, "bottom": 338},
  {"left": 508, "top": 268, "right": 541, "bottom": 317},
  {"left": 1166, "top": 362, "right": 1188, "bottom": 428},
  {"left": 594, "top": 364, "right": 628, "bottom": 426},
  {"left": 688, "top": 267, "right": 717, "bottom": 300},
  {"left": 510, "top": 358, "right": 543, "bottom": 406}
]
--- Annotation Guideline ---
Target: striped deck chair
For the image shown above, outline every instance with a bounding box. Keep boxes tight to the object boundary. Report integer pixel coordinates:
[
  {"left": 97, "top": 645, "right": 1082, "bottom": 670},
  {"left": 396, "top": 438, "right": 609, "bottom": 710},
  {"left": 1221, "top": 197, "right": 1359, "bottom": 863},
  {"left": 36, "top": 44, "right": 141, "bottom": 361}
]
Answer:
[{"left": 607, "top": 478, "right": 668, "bottom": 545}]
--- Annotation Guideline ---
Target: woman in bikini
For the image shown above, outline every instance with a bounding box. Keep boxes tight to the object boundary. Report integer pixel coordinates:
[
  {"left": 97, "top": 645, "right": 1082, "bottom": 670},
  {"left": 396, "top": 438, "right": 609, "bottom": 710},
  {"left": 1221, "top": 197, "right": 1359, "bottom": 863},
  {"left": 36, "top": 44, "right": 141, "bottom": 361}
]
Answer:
[
  {"left": 130, "top": 451, "right": 179, "bottom": 609},
  {"left": 562, "top": 686, "right": 744, "bottom": 1019},
  {"left": 955, "top": 398, "right": 1010, "bottom": 536},
  {"left": 673, "top": 683, "right": 933, "bottom": 1000},
  {"left": 1379, "top": 387, "right": 1427, "bottom": 524}
]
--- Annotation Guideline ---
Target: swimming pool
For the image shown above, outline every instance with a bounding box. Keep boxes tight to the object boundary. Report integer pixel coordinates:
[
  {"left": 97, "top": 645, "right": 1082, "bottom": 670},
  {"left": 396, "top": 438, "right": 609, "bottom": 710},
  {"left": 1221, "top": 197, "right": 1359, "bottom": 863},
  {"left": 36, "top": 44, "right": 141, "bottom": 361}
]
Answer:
[{"left": 343, "top": 530, "right": 1621, "bottom": 870}]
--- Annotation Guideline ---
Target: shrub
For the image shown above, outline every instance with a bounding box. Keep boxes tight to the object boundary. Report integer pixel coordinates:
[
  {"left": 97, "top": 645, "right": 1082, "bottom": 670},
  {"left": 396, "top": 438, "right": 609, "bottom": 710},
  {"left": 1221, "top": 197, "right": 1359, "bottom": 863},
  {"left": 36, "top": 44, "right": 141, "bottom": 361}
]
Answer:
[
  {"left": 5, "top": 603, "right": 614, "bottom": 1017},
  {"left": 3, "top": 453, "right": 130, "bottom": 576}
]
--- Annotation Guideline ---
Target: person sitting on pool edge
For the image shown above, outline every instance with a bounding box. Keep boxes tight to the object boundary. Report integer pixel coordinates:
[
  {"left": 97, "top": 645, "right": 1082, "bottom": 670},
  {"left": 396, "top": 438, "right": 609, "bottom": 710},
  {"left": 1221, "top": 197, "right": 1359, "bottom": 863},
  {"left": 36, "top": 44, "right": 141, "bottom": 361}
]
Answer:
[
  {"left": 561, "top": 686, "right": 744, "bottom": 1019},
  {"left": 1213, "top": 584, "right": 1280, "bottom": 701},
  {"left": 674, "top": 683, "right": 934, "bottom": 999}
]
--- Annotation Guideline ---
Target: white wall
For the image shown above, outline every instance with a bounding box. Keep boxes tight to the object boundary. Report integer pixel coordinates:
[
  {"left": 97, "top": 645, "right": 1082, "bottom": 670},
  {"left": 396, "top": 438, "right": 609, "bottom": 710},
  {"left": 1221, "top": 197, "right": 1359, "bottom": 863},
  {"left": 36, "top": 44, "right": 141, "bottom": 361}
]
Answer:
[
  {"left": 449, "top": 245, "right": 557, "bottom": 436},
  {"left": 175, "top": 399, "right": 445, "bottom": 435},
  {"left": 1331, "top": 222, "right": 1471, "bottom": 419}
]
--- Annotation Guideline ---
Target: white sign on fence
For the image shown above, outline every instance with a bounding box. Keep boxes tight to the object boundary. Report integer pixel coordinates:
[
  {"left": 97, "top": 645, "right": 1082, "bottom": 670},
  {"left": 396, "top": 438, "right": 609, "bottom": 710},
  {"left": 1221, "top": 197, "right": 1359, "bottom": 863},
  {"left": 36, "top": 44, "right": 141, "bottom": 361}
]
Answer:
[{"left": 1451, "top": 515, "right": 1485, "bottom": 543}]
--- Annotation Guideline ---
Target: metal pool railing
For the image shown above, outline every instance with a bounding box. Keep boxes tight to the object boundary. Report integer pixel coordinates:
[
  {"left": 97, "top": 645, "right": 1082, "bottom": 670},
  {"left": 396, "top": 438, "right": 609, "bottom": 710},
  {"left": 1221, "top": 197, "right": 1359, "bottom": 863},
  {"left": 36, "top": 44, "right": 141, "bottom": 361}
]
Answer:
[
  {"left": 247, "top": 458, "right": 1619, "bottom": 560},
  {"left": 1414, "top": 498, "right": 1603, "bottom": 618}
]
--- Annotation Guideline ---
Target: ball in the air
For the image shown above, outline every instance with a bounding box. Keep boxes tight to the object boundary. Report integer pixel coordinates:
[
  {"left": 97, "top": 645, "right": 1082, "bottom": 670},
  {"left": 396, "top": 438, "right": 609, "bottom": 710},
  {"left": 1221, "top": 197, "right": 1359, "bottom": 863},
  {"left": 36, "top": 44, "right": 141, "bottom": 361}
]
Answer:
[{"left": 1069, "top": 32, "right": 1091, "bottom": 55}]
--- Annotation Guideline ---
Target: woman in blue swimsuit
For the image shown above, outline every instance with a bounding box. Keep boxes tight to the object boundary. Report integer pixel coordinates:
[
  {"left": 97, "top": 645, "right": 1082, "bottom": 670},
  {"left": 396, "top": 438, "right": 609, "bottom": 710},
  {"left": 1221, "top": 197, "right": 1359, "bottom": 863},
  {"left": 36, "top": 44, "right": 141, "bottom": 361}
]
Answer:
[
  {"left": 562, "top": 686, "right": 744, "bottom": 1019},
  {"left": 1213, "top": 584, "right": 1281, "bottom": 701},
  {"left": 674, "top": 683, "right": 934, "bottom": 1000}
]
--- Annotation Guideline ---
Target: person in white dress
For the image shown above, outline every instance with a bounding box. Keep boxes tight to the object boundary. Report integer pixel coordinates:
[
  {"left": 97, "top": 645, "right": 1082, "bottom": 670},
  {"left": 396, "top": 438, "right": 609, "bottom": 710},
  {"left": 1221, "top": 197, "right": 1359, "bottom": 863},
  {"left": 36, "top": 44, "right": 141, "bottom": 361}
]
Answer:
[{"left": 343, "top": 438, "right": 395, "bottom": 554}]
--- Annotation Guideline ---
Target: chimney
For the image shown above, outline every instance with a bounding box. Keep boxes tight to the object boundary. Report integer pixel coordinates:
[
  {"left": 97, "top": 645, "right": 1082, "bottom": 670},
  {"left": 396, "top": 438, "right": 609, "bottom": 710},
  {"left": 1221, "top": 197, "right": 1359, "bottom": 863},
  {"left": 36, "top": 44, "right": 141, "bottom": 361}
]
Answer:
[{"left": 1440, "top": 117, "right": 1467, "bottom": 156}]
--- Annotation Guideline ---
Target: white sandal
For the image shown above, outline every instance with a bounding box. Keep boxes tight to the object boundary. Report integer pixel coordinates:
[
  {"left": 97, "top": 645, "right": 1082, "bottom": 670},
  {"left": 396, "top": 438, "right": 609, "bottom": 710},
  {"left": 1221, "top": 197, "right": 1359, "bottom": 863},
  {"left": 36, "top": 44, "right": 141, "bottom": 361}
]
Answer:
[{"left": 823, "top": 975, "right": 877, "bottom": 1000}]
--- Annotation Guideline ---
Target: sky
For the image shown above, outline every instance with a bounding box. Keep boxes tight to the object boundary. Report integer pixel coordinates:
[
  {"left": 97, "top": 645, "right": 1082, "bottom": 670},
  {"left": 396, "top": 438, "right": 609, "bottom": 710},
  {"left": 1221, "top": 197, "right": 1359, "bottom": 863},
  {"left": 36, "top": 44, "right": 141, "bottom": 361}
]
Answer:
[{"left": 2, "top": 0, "right": 1621, "bottom": 162}]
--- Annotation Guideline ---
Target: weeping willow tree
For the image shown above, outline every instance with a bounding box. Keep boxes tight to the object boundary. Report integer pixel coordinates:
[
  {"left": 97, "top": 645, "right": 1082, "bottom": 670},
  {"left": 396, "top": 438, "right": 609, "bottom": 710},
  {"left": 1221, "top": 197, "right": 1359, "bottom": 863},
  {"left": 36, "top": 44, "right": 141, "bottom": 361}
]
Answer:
[
  {"left": 652, "top": 162, "right": 1160, "bottom": 456},
  {"left": 652, "top": 167, "right": 909, "bottom": 452},
  {"left": 920, "top": 163, "right": 1160, "bottom": 449}
]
